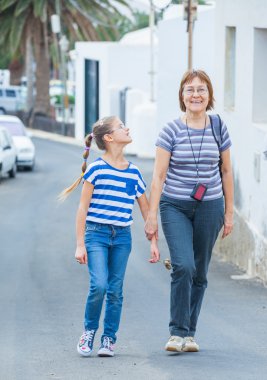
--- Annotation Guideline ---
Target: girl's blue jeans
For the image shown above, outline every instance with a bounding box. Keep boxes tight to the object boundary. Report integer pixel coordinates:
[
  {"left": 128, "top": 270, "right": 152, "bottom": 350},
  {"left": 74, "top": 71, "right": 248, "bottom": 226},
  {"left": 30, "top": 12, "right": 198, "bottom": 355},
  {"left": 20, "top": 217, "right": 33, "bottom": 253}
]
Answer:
[
  {"left": 84, "top": 222, "right": 132, "bottom": 343},
  {"left": 160, "top": 195, "right": 224, "bottom": 338}
]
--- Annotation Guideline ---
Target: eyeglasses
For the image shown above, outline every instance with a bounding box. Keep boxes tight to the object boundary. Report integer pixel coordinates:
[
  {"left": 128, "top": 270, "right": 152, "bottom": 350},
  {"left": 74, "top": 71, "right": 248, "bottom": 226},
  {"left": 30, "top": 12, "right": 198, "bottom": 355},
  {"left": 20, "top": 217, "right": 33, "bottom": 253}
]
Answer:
[
  {"left": 183, "top": 87, "right": 208, "bottom": 96},
  {"left": 109, "top": 123, "right": 126, "bottom": 133}
]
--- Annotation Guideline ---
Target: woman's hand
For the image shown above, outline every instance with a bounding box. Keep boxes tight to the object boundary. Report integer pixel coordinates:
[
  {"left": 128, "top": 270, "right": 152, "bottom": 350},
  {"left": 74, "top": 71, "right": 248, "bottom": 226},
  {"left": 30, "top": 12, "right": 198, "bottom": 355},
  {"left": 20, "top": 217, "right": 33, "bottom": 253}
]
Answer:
[
  {"left": 145, "top": 216, "right": 158, "bottom": 240},
  {"left": 222, "top": 212, "right": 233, "bottom": 239},
  {"left": 75, "top": 245, "right": 88, "bottom": 265}
]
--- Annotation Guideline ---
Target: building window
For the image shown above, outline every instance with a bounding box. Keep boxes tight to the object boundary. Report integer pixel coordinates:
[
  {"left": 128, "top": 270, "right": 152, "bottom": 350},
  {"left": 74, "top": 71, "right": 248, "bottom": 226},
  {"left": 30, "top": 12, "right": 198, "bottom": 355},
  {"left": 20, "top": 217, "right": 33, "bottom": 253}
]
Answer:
[
  {"left": 253, "top": 28, "right": 267, "bottom": 123},
  {"left": 224, "top": 27, "right": 236, "bottom": 110}
]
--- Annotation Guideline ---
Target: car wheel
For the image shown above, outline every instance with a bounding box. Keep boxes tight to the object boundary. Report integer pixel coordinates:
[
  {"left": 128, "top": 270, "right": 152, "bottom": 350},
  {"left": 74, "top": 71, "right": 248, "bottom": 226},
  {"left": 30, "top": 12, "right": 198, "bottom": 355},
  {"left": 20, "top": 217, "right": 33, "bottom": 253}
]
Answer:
[{"left": 8, "top": 162, "right": 17, "bottom": 178}]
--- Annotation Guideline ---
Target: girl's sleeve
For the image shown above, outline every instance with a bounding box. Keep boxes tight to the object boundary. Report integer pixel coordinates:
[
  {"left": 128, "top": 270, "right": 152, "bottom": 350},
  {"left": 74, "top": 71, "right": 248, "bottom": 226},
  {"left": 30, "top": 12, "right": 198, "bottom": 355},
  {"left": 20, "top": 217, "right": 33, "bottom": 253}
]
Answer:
[
  {"left": 83, "top": 163, "right": 98, "bottom": 185},
  {"left": 136, "top": 169, "right": 146, "bottom": 198},
  {"left": 220, "top": 121, "right": 232, "bottom": 152},
  {"left": 155, "top": 124, "right": 174, "bottom": 153}
]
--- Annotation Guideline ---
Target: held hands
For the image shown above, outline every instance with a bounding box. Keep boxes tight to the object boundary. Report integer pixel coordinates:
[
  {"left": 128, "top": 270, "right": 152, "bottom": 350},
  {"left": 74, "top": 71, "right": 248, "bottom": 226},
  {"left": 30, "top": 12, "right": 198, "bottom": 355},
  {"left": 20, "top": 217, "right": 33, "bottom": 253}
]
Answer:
[
  {"left": 75, "top": 245, "right": 87, "bottom": 265},
  {"left": 145, "top": 216, "right": 158, "bottom": 240},
  {"left": 222, "top": 212, "right": 234, "bottom": 239}
]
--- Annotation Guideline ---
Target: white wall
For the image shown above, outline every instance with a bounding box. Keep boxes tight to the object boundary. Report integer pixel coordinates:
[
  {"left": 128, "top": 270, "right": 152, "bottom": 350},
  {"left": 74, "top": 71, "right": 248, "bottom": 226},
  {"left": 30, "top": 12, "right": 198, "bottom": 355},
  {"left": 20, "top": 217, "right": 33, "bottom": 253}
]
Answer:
[
  {"left": 157, "top": 5, "right": 215, "bottom": 130},
  {"left": 214, "top": 0, "right": 267, "bottom": 282},
  {"left": 75, "top": 42, "right": 150, "bottom": 140}
]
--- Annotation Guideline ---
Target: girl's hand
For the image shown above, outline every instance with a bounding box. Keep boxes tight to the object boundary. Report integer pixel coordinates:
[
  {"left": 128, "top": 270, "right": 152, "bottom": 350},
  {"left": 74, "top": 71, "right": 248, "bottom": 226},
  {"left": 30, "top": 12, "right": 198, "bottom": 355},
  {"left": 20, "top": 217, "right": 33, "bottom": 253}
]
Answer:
[
  {"left": 222, "top": 212, "right": 234, "bottom": 239},
  {"left": 145, "top": 217, "right": 158, "bottom": 240},
  {"left": 75, "top": 245, "right": 88, "bottom": 265},
  {"left": 149, "top": 237, "right": 160, "bottom": 263}
]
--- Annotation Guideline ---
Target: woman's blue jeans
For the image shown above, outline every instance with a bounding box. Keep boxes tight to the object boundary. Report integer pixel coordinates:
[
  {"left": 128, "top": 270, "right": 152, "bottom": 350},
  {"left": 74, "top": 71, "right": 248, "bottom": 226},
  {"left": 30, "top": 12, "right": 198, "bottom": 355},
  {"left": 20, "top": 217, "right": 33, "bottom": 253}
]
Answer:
[
  {"left": 160, "top": 195, "right": 224, "bottom": 338},
  {"left": 84, "top": 222, "right": 132, "bottom": 343}
]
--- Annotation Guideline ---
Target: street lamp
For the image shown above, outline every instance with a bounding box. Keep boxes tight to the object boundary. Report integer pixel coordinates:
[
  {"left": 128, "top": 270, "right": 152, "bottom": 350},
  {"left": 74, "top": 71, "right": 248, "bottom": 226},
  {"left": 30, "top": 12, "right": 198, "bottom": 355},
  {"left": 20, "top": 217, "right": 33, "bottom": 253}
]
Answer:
[{"left": 149, "top": 0, "right": 171, "bottom": 102}]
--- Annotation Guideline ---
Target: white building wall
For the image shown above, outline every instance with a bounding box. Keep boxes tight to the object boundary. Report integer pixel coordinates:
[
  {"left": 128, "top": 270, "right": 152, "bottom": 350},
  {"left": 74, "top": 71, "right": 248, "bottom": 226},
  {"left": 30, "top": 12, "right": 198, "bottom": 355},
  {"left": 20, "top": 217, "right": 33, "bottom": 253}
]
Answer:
[
  {"left": 214, "top": 0, "right": 267, "bottom": 282},
  {"left": 75, "top": 42, "right": 150, "bottom": 140},
  {"left": 157, "top": 5, "right": 215, "bottom": 130}
]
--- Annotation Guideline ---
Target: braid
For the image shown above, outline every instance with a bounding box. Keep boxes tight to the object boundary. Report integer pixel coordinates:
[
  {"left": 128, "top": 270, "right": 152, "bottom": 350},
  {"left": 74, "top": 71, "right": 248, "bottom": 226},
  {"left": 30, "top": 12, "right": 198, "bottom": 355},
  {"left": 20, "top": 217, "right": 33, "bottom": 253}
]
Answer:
[{"left": 57, "top": 134, "right": 93, "bottom": 202}]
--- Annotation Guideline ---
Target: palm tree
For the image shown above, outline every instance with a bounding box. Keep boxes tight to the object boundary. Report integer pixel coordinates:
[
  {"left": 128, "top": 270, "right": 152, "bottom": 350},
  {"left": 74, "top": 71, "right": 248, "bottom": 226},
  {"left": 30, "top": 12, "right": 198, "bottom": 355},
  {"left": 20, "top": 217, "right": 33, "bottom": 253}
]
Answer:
[{"left": 0, "top": 0, "right": 129, "bottom": 116}]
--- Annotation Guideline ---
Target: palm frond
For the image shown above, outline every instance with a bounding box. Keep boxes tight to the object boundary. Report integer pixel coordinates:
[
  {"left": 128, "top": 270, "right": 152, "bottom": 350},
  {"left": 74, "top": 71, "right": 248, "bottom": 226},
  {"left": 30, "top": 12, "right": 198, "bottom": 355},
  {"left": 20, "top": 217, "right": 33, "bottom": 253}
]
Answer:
[
  {"left": 9, "top": 10, "right": 28, "bottom": 54},
  {"left": 15, "top": 0, "right": 32, "bottom": 17},
  {"left": 0, "top": 0, "right": 17, "bottom": 11}
]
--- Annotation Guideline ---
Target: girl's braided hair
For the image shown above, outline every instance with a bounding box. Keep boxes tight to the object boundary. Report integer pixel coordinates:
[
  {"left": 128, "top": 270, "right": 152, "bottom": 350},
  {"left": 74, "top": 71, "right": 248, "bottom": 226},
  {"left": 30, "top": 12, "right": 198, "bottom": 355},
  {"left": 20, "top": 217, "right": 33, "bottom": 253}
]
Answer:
[{"left": 58, "top": 116, "right": 117, "bottom": 201}]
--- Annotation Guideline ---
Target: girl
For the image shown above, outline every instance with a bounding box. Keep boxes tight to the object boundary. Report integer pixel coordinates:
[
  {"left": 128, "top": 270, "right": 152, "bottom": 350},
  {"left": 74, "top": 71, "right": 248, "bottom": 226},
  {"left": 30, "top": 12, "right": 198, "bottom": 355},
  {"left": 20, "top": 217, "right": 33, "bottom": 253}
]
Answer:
[{"left": 60, "top": 116, "right": 159, "bottom": 357}]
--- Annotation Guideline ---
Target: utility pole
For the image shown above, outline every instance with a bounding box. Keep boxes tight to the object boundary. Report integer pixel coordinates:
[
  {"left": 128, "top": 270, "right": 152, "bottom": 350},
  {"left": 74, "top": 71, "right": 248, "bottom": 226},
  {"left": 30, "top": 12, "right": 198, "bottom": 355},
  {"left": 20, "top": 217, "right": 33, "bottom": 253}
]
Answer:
[
  {"left": 188, "top": 0, "right": 193, "bottom": 70},
  {"left": 184, "top": 0, "right": 198, "bottom": 70}
]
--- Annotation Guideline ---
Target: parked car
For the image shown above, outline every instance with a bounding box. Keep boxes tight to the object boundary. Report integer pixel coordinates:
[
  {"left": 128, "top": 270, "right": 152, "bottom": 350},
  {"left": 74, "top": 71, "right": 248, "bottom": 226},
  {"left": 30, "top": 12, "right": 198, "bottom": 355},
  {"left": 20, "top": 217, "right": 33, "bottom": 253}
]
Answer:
[
  {"left": 0, "top": 115, "right": 35, "bottom": 170},
  {"left": 0, "top": 86, "right": 26, "bottom": 114},
  {"left": 0, "top": 126, "right": 17, "bottom": 179}
]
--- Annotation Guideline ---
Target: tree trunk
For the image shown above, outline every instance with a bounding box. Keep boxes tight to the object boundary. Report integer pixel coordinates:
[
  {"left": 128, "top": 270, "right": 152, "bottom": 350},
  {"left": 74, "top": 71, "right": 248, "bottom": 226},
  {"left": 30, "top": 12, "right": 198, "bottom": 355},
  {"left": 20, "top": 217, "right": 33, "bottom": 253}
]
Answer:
[
  {"left": 9, "top": 59, "right": 24, "bottom": 85},
  {"left": 33, "top": 19, "right": 50, "bottom": 116}
]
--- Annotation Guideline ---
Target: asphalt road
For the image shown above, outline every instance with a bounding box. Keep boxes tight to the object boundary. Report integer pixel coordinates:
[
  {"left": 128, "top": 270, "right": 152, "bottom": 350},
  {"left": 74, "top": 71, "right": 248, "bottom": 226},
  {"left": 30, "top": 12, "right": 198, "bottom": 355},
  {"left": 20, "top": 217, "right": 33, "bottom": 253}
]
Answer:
[{"left": 1, "top": 137, "right": 267, "bottom": 380}]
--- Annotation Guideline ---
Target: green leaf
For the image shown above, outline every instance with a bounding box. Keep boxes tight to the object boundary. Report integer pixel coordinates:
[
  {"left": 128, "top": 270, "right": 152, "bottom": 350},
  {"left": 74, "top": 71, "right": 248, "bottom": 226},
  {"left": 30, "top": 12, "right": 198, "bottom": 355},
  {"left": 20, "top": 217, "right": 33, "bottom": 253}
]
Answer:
[
  {"left": 9, "top": 10, "right": 28, "bottom": 54},
  {"left": 33, "top": 0, "right": 46, "bottom": 18},
  {"left": 0, "top": 0, "right": 17, "bottom": 12},
  {"left": 15, "top": 0, "right": 32, "bottom": 17}
]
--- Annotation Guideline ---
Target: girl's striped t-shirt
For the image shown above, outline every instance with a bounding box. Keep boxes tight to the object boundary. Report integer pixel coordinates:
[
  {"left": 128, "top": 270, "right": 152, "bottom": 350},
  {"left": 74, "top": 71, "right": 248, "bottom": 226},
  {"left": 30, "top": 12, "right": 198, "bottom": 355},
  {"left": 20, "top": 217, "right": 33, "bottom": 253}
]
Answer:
[
  {"left": 83, "top": 158, "right": 146, "bottom": 226},
  {"left": 156, "top": 117, "right": 232, "bottom": 201}
]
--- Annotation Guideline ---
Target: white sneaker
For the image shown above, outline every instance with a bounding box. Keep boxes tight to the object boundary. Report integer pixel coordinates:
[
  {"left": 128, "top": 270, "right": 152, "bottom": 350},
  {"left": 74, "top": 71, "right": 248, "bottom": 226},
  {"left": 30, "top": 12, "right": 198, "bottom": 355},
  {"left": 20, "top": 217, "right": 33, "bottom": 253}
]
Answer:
[
  {"left": 165, "top": 336, "right": 184, "bottom": 352},
  {"left": 182, "top": 337, "right": 199, "bottom": 352},
  {"left": 97, "top": 336, "right": 115, "bottom": 357},
  {"left": 77, "top": 330, "right": 96, "bottom": 357}
]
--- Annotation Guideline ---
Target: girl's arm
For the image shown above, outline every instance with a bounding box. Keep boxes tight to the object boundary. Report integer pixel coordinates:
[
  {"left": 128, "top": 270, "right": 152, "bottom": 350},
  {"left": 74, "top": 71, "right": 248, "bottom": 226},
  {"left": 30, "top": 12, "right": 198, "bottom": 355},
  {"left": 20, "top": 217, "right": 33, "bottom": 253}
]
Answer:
[
  {"left": 137, "top": 193, "right": 160, "bottom": 262},
  {"left": 75, "top": 181, "right": 94, "bottom": 264},
  {"left": 220, "top": 148, "right": 234, "bottom": 239},
  {"left": 145, "top": 147, "right": 171, "bottom": 240}
]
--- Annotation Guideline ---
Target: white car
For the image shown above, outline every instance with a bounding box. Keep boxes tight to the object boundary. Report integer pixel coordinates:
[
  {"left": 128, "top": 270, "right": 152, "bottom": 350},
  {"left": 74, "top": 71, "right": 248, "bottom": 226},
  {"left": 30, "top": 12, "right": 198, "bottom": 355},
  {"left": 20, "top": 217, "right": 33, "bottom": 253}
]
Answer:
[
  {"left": 0, "top": 115, "right": 35, "bottom": 170},
  {"left": 0, "top": 126, "right": 17, "bottom": 179}
]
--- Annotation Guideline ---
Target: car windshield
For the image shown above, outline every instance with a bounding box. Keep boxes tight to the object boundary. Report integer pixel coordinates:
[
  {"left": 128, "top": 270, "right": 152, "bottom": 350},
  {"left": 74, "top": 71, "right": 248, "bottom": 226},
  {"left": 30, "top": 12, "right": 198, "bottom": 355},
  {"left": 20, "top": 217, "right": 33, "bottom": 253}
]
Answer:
[{"left": 0, "top": 121, "right": 26, "bottom": 136}]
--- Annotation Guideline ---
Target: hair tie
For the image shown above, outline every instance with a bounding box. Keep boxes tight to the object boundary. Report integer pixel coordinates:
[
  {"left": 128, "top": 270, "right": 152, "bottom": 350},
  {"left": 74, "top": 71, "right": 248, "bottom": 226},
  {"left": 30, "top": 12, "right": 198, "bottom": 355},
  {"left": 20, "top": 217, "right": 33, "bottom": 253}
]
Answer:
[
  {"left": 90, "top": 132, "right": 94, "bottom": 138},
  {"left": 80, "top": 173, "right": 84, "bottom": 177},
  {"left": 84, "top": 146, "right": 90, "bottom": 151},
  {"left": 83, "top": 159, "right": 87, "bottom": 162}
]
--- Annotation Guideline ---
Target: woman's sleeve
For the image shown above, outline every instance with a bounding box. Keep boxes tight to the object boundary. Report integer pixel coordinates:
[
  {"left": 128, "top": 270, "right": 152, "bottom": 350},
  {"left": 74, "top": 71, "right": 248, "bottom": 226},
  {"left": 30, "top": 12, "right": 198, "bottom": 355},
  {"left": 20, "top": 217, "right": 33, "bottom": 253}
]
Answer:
[
  {"left": 220, "top": 121, "right": 232, "bottom": 152},
  {"left": 155, "top": 124, "right": 174, "bottom": 153}
]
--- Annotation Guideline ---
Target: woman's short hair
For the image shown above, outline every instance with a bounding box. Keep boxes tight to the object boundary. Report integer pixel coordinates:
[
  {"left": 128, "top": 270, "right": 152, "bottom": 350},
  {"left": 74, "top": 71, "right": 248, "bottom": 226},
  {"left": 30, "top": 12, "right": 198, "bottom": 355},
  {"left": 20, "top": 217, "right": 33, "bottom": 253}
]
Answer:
[{"left": 178, "top": 69, "right": 215, "bottom": 112}]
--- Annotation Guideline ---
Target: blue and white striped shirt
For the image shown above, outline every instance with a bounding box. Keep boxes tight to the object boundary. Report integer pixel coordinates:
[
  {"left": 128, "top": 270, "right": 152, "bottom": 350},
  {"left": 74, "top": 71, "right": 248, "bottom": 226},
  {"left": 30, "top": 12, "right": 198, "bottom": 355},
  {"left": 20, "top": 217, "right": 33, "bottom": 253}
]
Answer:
[
  {"left": 83, "top": 158, "right": 146, "bottom": 226},
  {"left": 156, "top": 117, "right": 232, "bottom": 201}
]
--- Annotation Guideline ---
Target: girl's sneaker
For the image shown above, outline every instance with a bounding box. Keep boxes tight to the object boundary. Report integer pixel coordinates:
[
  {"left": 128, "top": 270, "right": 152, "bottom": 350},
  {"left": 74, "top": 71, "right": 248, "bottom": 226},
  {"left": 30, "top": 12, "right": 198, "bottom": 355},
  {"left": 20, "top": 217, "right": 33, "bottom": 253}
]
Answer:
[
  {"left": 77, "top": 330, "right": 96, "bottom": 356},
  {"left": 97, "top": 336, "right": 115, "bottom": 357}
]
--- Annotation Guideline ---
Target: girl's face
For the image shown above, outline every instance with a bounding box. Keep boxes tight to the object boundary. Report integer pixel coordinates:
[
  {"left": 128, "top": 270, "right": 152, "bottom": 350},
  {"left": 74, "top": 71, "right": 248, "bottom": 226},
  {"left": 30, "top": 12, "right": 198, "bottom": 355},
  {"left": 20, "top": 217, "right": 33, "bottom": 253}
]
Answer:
[
  {"left": 108, "top": 118, "right": 132, "bottom": 144},
  {"left": 182, "top": 77, "right": 209, "bottom": 113}
]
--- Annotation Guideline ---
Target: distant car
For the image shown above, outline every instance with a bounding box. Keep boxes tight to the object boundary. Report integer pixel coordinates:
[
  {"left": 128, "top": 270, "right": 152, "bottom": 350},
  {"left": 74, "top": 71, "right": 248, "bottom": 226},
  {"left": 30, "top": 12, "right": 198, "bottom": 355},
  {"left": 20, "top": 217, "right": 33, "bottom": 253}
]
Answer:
[
  {"left": 0, "top": 86, "right": 25, "bottom": 114},
  {"left": 0, "top": 126, "right": 17, "bottom": 179},
  {"left": 0, "top": 115, "right": 35, "bottom": 170}
]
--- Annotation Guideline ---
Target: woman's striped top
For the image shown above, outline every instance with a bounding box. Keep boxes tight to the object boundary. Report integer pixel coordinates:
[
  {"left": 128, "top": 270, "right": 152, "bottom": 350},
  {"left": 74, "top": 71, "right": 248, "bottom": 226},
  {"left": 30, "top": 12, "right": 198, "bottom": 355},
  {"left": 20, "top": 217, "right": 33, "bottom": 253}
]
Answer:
[
  {"left": 155, "top": 117, "right": 232, "bottom": 201},
  {"left": 83, "top": 158, "right": 146, "bottom": 226}
]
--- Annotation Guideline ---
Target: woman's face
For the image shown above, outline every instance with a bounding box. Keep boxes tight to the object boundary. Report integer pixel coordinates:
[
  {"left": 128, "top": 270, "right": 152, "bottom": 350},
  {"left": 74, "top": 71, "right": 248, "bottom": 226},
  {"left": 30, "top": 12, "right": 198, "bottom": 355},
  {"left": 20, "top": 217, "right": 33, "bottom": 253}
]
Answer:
[{"left": 182, "top": 77, "right": 209, "bottom": 113}]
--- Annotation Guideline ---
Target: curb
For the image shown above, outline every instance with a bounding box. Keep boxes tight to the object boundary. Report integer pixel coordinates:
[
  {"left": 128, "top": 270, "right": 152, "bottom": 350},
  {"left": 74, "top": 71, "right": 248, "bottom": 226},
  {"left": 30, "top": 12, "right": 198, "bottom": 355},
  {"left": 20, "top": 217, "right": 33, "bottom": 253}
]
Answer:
[{"left": 27, "top": 128, "right": 84, "bottom": 147}]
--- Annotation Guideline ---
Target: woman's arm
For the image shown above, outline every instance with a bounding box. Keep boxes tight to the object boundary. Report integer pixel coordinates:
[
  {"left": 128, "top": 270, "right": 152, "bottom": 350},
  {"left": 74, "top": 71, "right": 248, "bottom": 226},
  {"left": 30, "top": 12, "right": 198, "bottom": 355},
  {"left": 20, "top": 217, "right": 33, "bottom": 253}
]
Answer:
[
  {"left": 220, "top": 148, "right": 234, "bottom": 239},
  {"left": 145, "top": 147, "right": 171, "bottom": 240},
  {"left": 75, "top": 181, "right": 94, "bottom": 264}
]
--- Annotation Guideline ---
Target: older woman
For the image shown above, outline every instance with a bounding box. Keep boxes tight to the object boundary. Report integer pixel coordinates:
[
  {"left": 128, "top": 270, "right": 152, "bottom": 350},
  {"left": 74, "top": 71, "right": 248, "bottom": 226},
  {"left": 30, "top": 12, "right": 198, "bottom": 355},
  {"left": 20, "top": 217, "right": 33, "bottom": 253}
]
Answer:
[{"left": 145, "top": 70, "right": 233, "bottom": 352}]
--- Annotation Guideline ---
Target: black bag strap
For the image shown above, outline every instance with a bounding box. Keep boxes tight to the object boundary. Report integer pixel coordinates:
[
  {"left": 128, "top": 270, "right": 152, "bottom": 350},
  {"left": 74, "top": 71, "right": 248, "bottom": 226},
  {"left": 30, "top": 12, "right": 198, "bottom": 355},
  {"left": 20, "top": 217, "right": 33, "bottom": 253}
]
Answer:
[{"left": 210, "top": 114, "right": 222, "bottom": 150}]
